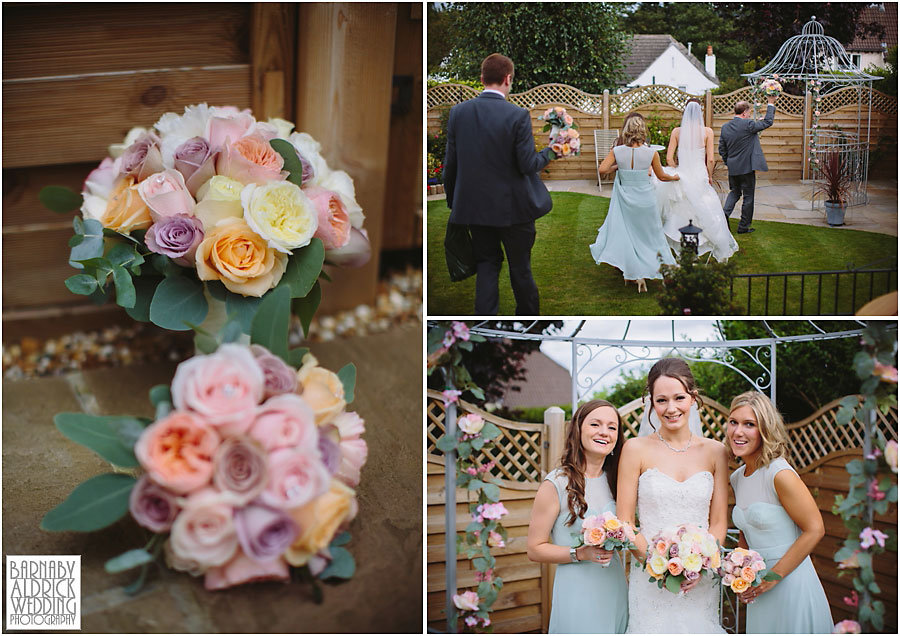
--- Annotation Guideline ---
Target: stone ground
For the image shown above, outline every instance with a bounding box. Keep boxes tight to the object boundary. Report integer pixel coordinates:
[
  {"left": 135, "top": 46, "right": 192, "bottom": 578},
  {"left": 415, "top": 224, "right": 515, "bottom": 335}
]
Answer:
[
  {"left": 2, "top": 324, "right": 422, "bottom": 633},
  {"left": 428, "top": 178, "right": 899, "bottom": 236}
]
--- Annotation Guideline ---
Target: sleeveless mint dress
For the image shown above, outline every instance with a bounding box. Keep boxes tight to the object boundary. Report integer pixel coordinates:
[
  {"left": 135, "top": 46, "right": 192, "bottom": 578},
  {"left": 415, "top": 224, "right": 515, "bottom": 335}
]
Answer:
[
  {"left": 730, "top": 458, "right": 834, "bottom": 633},
  {"left": 545, "top": 468, "right": 628, "bottom": 634},
  {"left": 589, "top": 145, "right": 676, "bottom": 280}
]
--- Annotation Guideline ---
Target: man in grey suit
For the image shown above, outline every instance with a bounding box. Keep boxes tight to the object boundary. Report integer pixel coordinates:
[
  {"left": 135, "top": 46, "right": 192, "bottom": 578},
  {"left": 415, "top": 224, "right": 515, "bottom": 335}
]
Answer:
[
  {"left": 718, "top": 94, "right": 778, "bottom": 234},
  {"left": 443, "top": 53, "right": 557, "bottom": 315}
]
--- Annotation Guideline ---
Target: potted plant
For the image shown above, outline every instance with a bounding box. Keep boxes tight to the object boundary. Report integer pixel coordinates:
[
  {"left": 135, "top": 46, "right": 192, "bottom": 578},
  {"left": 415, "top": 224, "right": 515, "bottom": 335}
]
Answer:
[{"left": 813, "top": 151, "right": 852, "bottom": 226}]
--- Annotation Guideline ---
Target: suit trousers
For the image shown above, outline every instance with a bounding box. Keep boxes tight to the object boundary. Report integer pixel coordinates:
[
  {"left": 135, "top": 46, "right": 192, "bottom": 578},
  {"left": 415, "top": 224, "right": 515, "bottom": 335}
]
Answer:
[
  {"left": 723, "top": 172, "right": 756, "bottom": 232},
  {"left": 469, "top": 222, "right": 539, "bottom": 315}
]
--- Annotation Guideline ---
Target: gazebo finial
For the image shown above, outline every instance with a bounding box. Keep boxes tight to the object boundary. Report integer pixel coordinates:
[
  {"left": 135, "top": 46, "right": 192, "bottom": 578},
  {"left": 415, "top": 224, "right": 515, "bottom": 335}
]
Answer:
[{"left": 802, "top": 16, "right": 824, "bottom": 35}]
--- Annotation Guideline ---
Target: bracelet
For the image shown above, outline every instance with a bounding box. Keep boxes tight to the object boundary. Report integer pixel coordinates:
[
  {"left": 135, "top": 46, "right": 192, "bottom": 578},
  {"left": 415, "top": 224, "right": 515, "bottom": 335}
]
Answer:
[{"left": 569, "top": 546, "right": 579, "bottom": 563}]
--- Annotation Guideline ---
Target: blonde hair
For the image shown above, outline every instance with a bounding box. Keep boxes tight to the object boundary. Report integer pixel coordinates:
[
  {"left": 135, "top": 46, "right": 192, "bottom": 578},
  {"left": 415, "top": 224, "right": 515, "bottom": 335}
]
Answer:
[
  {"left": 728, "top": 391, "right": 791, "bottom": 468},
  {"left": 621, "top": 116, "right": 648, "bottom": 147}
]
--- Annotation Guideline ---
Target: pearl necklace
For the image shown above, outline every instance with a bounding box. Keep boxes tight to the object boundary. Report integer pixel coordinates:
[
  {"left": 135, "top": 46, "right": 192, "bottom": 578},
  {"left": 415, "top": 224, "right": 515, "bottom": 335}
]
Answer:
[{"left": 656, "top": 430, "right": 692, "bottom": 453}]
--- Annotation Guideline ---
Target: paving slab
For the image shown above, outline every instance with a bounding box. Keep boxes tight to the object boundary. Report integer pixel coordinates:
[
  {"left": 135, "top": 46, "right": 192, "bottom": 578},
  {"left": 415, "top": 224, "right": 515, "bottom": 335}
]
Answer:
[{"left": 2, "top": 325, "right": 423, "bottom": 633}]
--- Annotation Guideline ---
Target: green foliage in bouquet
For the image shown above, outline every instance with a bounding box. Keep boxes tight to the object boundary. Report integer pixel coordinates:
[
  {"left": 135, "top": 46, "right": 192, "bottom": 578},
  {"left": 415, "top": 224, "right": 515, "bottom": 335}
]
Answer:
[
  {"left": 831, "top": 323, "right": 898, "bottom": 633},
  {"left": 657, "top": 246, "right": 739, "bottom": 316}
]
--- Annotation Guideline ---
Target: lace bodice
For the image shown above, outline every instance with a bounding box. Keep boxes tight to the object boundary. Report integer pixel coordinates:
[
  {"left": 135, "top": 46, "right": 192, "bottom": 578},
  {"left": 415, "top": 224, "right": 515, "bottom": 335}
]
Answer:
[{"left": 637, "top": 468, "right": 714, "bottom": 537}]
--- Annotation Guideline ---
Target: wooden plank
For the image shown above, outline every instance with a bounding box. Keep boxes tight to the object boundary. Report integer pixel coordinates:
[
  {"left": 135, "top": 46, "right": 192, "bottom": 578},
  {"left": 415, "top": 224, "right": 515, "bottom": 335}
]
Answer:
[
  {"left": 3, "top": 67, "right": 252, "bottom": 168},
  {"left": 250, "top": 3, "right": 297, "bottom": 121},
  {"left": 428, "top": 562, "right": 541, "bottom": 592},
  {"left": 2, "top": 228, "right": 95, "bottom": 308},
  {"left": 3, "top": 163, "right": 97, "bottom": 228},
  {"left": 294, "top": 3, "right": 396, "bottom": 315},
  {"left": 427, "top": 533, "right": 530, "bottom": 564},
  {"left": 426, "top": 579, "right": 541, "bottom": 621},
  {"left": 2, "top": 3, "right": 250, "bottom": 79}
]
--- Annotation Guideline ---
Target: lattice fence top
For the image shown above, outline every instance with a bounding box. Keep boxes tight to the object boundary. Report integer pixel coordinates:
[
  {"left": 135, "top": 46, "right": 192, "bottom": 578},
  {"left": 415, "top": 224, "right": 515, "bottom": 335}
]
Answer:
[{"left": 428, "top": 83, "right": 897, "bottom": 118}]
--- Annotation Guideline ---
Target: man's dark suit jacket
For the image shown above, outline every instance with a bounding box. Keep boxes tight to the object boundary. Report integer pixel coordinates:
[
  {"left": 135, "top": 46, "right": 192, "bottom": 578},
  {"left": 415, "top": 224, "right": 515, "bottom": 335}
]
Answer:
[
  {"left": 443, "top": 92, "right": 554, "bottom": 226},
  {"left": 718, "top": 104, "right": 775, "bottom": 175}
]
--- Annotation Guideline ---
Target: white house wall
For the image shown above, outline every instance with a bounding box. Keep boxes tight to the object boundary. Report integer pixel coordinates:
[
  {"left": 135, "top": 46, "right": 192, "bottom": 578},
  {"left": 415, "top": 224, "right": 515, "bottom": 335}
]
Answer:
[{"left": 628, "top": 43, "right": 718, "bottom": 95}]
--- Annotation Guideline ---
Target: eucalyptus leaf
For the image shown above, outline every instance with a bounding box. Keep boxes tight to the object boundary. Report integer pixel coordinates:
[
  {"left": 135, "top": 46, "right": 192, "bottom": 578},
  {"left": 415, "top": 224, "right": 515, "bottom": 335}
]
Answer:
[
  {"left": 112, "top": 265, "right": 136, "bottom": 308},
  {"left": 106, "top": 243, "right": 143, "bottom": 269},
  {"left": 319, "top": 545, "right": 355, "bottom": 580},
  {"left": 471, "top": 436, "right": 485, "bottom": 451},
  {"left": 250, "top": 285, "right": 291, "bottom": 360},
  {"left": 457, "top": 440, "right": 471, "bottom": 457},
  {"left": 125, "top": 276, "right": 162, "bottom": 323},
  {"left": 68, "top": 234, "right": 85, "bottom": 248},
  {"left": 330, "top": 531, "right": 351, "bottom": 547},
  {"left": 54, "top": 413, "right": 141, "bottom": 467},
  {"left": 665, "top": 574, "right": 683, "bottom": 594},
  {"left": 149, "top": 385, "right": 172, "bottom": 409},
  {"left": 39, "top": 185, "right": 83, "bottom": 214},
  {"left": 41, "top": 473, "right": 136, "bottom": 532},
  {"left": 287, "top": 346, "right": 310, "bottom": 368},
  {"left": 225, "top": 293, "right": 263, "bottom": 334},
  {"left": 205, "top": 280, "right": 229, "bottom": 301},
  {"left": 149, "top": 276, "right": 208, "bottom": 331},
  {"left": 481, "top": 483, "right": 500, "bottom": 502},
  {"left": 69, "top": 219, "right": 105, "bottom": 267},
  {"left": 193, "top": 332, "right": 218, "bottom": 355},
  {"left": 480, "top": 421, "right": 502, "bottom": 440},
  {"left": 105, "top": 549, "right": 154, "bottom": 574},
  {"left": 65, "top": 274, "right": 98, "bottom": 295},
  {"left": 150, "top": 253, "right": 183, "bottom": 278},
  {"left": 279, "top": 239, "right": 325, "bottom": 298},
  {"left": 337, "top": 363, "right": 356, "bottom": 403},
  {"left": 467, "top": 479, "right": 485, "bottom": 491},
  {"left": 435, "top": 435, "right": 457, "bottom": 453},
  {"left": 269, "top": 138, "right": 307, "bottom": 188},
  {"left": 293, "top": 281, "right": 322, "bottom": 337},
  {"left": 124, "top": 563, "right": 150, "bottom": 596},
  {"left": 220, "top": 319, "right": 245, "bottom": 344}
]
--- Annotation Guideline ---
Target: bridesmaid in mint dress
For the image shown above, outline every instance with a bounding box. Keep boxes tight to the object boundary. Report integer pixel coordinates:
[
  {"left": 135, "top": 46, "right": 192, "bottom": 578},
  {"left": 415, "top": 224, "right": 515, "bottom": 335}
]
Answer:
[
  {"left": 526, "top": 399, "right": 629, "bottom": 633},
  {"left": 726, "top": 391, "right": 834, "bottom": 633},
  {"left": 590, "top": 117, "right": 679, "bottom": 292}
]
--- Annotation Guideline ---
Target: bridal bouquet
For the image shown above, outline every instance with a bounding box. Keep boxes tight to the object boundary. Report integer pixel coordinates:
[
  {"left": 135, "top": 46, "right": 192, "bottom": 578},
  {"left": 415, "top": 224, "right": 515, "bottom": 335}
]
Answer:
[
  {"left": 716, "top": 547, "right": 781, "bottom": 596},
  {"left": 39, "top": 104, "right": 371, "bottom": 338},
  {"left": 760, "top": 77, "right": 783, "bottom": 97},
  {"left": 645, "top": 524, "right": 721, "bottom": 594},
  {"left": 539, "top": 106, "right": 580, "bottom": 157},
  {"left": 41, "top": 302, "right": 367, "bottom": 594}
]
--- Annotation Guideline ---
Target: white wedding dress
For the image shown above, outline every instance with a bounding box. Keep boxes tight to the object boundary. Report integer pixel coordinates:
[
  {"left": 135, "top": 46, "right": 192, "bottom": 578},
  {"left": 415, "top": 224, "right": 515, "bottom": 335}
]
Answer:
[
  {"left": 626, "top": 467, "right": 725, "bottom": 634},
  {"left": 656, "top": 102, "right": 738, "bottom": 262}
]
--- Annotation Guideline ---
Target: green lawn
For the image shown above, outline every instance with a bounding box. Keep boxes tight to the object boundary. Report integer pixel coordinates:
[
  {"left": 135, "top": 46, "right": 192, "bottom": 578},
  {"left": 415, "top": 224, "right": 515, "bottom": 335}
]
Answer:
[{"left": 427, "top": 192, "right": 897, "bottom": 316}]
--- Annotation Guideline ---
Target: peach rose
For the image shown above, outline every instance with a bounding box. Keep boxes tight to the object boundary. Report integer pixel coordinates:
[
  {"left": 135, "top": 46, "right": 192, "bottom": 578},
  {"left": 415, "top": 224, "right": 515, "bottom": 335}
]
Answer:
[
  {"left": 261, "top": 448, "right": 331, "bottom": 510},
  {"left": 285, "top": 480, "right": 356, "bottom": 566},
  {"left": 730, "top": 577, "right": 750, "bottom": 594},
  {"left": 170, "top": 488, "right": 239, "bottom": 569},
  {"left": 248, "top": 393, "right": 318, "bottom": 452},
  {"left": 667, "top": 557, "right": 684, "bottom": 576},
  {"left": 170, "top": 343, "right": 265, "bottom": 434},
  {"left": 195, "top": 217, "right": 288, "bottom": 297},
  {"left": 216, "top": 134, "right": 286, "bottom": 185},
  {"left": 585, "top": 526, "right": 606, "bottom": 545},
  {"left": 296, "top": 355, "right": 346, "bottom": 425},
  {"left": 134, "top": 411, "right": 219, "bottom": 494},
  {"left": 304, "top": 185, "right": 351, "bottom": 250},
  {"left": 204, "top": 547, "right": 290, "bottom": 590},
  {"left": 96, "top": 175, "right": 153, "bottom": 233},
  {"left": 655, "top": 540, "right": 670, "bottom": 556},
  {"left": 741, "top": 566, "right": 756, "bottom": 583}
]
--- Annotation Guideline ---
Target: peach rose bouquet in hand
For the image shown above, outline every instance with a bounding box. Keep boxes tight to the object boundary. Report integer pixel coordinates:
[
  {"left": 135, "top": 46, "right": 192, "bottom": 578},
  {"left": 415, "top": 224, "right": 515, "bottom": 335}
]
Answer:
[
  {"left": 573, "top": 512, "right": 637, "bottom": 567},
  {"left": 538, "top": 106, "right": 580, "bottom": 157},
  {"left": 42, "top": 309, "right": 367, "bottom": 593},
  {"left": 645, "top": 524, "right": 722, "bottom": 594},
  {"left": 716, "top": 547, "right": 781, "bottom": 598},
  {"left": 40, "top": 104, "right": 371, "bottom": 338}
]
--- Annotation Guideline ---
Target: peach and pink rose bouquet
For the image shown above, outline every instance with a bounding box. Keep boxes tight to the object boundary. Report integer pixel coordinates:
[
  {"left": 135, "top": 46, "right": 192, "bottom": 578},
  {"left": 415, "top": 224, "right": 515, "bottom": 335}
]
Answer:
[
  {"left": 572, "top": 512, "right": 636, "bottom": 567},
  {"left": 645, "top": 524, "right": 722, "bottom": 594},
  {"left": 40, "top": 104, "right": 371, "bottom": 337},
  {"left": 716, "top": 546, "right": 781, "bottom": 596},
  {"left": 42, "top": 320, "right": 367, "bottom": 594},
  {"left": 539, "top": 106, "right": 580, "bottom": 157}
]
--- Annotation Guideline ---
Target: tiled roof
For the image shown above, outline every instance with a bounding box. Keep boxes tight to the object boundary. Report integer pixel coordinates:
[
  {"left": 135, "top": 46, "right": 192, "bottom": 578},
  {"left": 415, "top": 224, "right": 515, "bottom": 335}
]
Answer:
[
  {"left": 501, "top": 350, "right": 571, "bottom": 409},
  {"left": 621, "top": 34, "right": 719, "bottom": 86},
  {"left": 847, "top": 3, "right": 897, "bottom": 53}
]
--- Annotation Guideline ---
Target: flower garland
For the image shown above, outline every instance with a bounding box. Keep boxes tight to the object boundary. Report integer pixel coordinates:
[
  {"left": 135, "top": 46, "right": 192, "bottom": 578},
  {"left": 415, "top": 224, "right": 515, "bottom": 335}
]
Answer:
[
  {"left": 809, "top": 79, "right": 823, "bottom": 175},
  {"left": 832, "top": 323, "right": 898, "bottom": 633},
  {"left": 428, "top": 321, "right": 507, "bottom": 633}
]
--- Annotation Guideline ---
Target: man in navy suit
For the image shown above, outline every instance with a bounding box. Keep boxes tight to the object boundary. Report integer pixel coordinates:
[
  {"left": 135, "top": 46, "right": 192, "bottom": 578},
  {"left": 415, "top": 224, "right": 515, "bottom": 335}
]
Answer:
[
  {"left": 718, "top": 94, "right": 777, "bottom": 234},
  {"left": 443, "top": 53, "right": 557, "bottom": 315}
]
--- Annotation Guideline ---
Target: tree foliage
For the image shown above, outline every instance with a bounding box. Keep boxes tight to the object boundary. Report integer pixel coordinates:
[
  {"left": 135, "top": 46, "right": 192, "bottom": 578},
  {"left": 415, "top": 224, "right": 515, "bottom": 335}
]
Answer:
[
  {"left": 437, "top": 3, "right": 629, "bottom": 92},
  {"left": 427, "top": 3, "right": 457, "bottom": 76}
]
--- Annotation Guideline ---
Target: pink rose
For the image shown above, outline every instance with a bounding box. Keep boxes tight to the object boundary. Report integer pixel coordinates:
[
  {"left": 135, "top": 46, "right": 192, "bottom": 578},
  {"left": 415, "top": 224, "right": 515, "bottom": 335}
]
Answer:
[
  {"left": 215, "top": 134, "right": 286, "bottom": 185},
  {"left": 324, "top": 226, "right": 371, "bottom": 268},
  {"left": 171, "top": 344, "right": 265, "bottom": 434},
  {"left": 204, "top": 547, "right": 289, "bottom": 590},
  {"left": 304, "top": 185, "right": 351, "bottom": 250},
  {"left": 260, "top": 448, "right": 331, "bottom": 509},
  {"left": 170, "top": 488, "right": 239, "bottom": 569},
  {"left": 212, "top": 436, "right": 268, "bottom": 504},
  {"left": 453, "top": 590, "right": 480, "bottom": 612},
  {"left": 173, "top": 136, "right": 217, "bottom": 197},
  {"left": 307, "top": 548, "right": 332, "bottom": 576},
  {"left": 667, "top": 557, "right": 684, "bottom": 576},
  {"left": 250, "top": 344, "right": 298, "bottom": 398},
  {"left": 137, "top": 169, "right": 196, "bottom": 221},
  {"left": 129, "top": 474, "right": 180, "bottom": 532},
  {"left": 834, "top": 620, "right": 862, "bottom": 634},
  {"left": 233, "top": 501, "right": 299, "bottom": 562},
  {"left": 333, "top": 411, "right": 365, "bottom": 440},
  {"left": 336, "top": 437, "right": 368, "bottom": 487},
  {"left": 249, "top": 393, "right": 318, "bottom": 452},
  {"left": 206, "top": 108, "right": 257, "bottom": 151},
  {"left": 134, "top": 411, "right": 219, "bottom": 494}
]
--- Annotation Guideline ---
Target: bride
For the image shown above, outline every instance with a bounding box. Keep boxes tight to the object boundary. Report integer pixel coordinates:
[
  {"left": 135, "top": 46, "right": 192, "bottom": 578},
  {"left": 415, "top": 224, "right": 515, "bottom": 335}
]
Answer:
[
  {"left": 617, "top": 358, "right": 730, "bottom": 633},
  {"left": 657, "top": 99, "right": 738, "bottom": 262}
]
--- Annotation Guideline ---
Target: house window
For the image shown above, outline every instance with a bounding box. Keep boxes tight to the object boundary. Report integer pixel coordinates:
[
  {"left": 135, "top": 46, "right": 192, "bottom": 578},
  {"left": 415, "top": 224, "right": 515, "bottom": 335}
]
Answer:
[
  {"left": 678, "top": 85, "right": 687, "bottom": 92},
  {"left": 851, "top": 53, "right": 862, "bottom": 68}
]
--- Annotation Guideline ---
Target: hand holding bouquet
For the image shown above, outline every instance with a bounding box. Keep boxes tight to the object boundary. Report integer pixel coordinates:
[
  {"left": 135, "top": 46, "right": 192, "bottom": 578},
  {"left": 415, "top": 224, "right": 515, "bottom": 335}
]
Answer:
[
  {"left": 645, "top": 524, "right": 721, "bottom": 594},
  {"left": 760, "top": 76, "right": 783, "bottom": 98},
  {"left": 717, "top": 547, "right": 781, "bottom": 600},
  {"left": 539, "top": 106, "right": 580, "bottom": 158},
  {"left": 573, "top": 511, "right": 636, "bottom": 567}
]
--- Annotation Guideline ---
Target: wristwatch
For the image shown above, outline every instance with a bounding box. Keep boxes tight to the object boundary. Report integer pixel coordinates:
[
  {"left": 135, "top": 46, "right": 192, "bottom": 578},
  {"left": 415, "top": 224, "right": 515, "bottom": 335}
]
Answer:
[{"left": 569, "top": 547, "right": 579, "bottom": 563}]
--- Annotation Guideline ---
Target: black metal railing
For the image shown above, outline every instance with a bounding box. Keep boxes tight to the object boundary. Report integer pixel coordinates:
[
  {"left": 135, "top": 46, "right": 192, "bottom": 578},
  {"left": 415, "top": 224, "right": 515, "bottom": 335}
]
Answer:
[{"left": 730, "top": 259, "right": 898, "bottom": 315}]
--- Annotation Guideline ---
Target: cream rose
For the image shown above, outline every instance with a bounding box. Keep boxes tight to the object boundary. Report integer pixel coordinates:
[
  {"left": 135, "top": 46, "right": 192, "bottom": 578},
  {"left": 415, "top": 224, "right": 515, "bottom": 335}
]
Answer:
[
  {"left": 195, "top": 217, "right": 288, "bottom": 297},
  {"left": 284, "top": 480, "right": 356, "bottom": 566},
  {"left": 170, "top": 488, "right": 240, "bottom": 570},
  {"left": 241, "top": 181, "right": 318, "bottom": 253}
]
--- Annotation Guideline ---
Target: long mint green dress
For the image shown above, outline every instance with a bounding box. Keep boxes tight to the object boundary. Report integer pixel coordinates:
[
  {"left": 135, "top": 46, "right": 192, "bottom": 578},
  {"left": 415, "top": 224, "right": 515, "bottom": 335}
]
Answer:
[
  {"left": 730, "top": 458, "right": 834, "bottom": 633},
  {"left": 545, "top": 468, "right": 628, "bottom": 634},
  {"left": 589, "top": 145, "right": 676, "bottom": 280}
]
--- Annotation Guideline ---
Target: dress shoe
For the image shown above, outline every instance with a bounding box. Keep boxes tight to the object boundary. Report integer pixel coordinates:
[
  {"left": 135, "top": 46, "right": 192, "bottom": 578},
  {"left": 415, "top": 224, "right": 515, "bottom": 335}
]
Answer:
[{"left": 737, "top": 227, "right": 755, "bottom": 234}]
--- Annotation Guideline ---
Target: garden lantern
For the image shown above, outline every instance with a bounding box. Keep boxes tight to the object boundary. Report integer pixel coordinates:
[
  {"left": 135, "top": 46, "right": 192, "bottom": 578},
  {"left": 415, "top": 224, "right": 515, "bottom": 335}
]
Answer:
[{"left": 679, "top": 219, "right": 702, "bottom": 254}]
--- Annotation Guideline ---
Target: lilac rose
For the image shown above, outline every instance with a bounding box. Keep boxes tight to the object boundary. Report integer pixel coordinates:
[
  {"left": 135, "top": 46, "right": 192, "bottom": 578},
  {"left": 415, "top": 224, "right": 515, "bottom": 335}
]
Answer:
[
  {"left": 250, "top": 344, "right": 298, "bottom": 398},
  {"left": 212, "top": 437, "right": 268, "bottom": 505},
  {"left": 129, "top": 474, "right": 180, "bottom": 532},
  {"left": 120, "top": 132, "right": 164, "bottom": 182},
  {"left": 317, "top": 425, "right": 341, "bottom": 475},
  {"left": 234, "top": 502, "right": 299, "bottom": 562},
  {"left": 324, "top": 226, "right": 371, "bottom": 268},
  {"left": 684, "top": 569, "right": 701, "bottom": 581},
  {"left": 145, "top": 214, "right": 205, "bottom": 266},
  {"left": 174, "top": 136, "right": 217, "bottom": 197}
]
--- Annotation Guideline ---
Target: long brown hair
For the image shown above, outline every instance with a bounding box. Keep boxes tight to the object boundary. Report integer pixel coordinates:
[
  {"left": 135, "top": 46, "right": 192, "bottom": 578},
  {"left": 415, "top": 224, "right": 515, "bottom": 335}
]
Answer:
[
  {"left": 560, "top": 399, "right": 625, "bottom": 526},
  {"left": 643, "top": 358, "right": 704, "bottom": 431}
]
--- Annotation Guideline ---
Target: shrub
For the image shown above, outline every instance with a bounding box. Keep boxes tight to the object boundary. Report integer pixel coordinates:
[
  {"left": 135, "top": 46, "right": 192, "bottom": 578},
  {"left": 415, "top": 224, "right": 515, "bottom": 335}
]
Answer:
[{"left": 657, "top": 246, "right": 739, "bottom": 315}]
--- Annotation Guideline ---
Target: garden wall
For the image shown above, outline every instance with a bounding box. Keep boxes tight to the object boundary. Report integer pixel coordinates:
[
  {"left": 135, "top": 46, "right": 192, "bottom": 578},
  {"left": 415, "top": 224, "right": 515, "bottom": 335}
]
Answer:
[{"left": 427, "top": 83, "right": 898, "bottom": 183}]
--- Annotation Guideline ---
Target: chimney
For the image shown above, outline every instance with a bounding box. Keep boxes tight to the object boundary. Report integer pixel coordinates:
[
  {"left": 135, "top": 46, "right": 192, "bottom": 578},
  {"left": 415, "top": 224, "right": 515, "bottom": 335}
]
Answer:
[
  {"left": 705, "top": 45, "right": 716, "bottom": 78},
  {"left": 688, "top": 42, "right": 692, "bottom": 56}
]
